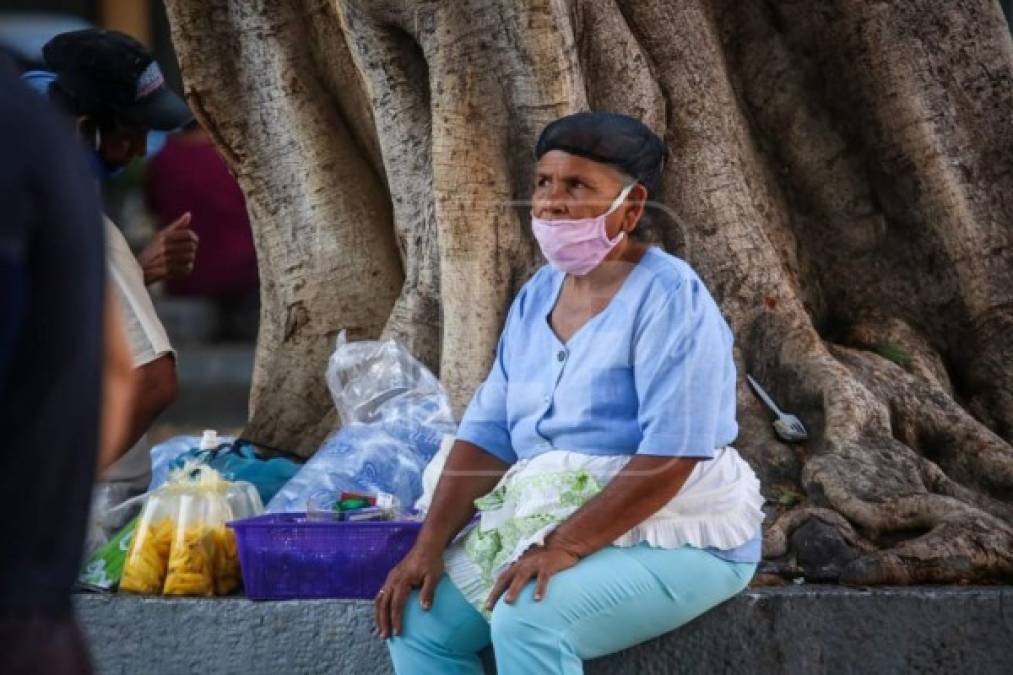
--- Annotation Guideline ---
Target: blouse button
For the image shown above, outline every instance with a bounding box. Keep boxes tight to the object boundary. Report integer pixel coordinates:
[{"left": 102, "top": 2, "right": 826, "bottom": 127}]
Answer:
[{"left": 557, "top": 350, "right": 566, "bottom": 362}]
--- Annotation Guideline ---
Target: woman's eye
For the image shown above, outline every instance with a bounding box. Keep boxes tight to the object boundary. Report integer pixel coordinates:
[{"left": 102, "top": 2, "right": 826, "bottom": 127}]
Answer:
[{"left": 536, "top": 177, "right": 549, "bottom": 187}]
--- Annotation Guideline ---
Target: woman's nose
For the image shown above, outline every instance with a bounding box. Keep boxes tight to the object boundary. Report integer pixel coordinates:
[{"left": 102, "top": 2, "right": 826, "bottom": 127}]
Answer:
[
  {"left": 535, "top": 184, "right": 567, "bottom": 216},
  {"left": 535, "top": 198, "right": 567, "bottom": 218}
]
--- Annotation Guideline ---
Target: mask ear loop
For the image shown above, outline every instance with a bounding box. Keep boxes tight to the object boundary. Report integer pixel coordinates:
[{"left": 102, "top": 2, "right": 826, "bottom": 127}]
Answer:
[
  {"left": 604, "top": 183, "right": 636, "bottom": 216},
  {"left": 605, "top": 183, "right": 637, "bottom": 240}
]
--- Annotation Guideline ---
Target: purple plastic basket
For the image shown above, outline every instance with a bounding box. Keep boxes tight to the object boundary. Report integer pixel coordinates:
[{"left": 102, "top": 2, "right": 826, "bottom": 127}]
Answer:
[{"left": 229, "top": 513, "right": 423, "bottom": 600}]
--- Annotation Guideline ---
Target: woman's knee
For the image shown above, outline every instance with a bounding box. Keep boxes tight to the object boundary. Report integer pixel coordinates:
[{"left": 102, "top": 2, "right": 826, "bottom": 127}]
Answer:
[
  {"left": 490, "top": 603, "right": 536, "bottom": 647},
  {"left": 489, "top": 595, "right": 559, "bottom": 650},
  {"left": 394, "top": 589, "right": 457, "bottom": 646},
  {"left": 391, "top": 577, "right": 492, "bottom": 657}
]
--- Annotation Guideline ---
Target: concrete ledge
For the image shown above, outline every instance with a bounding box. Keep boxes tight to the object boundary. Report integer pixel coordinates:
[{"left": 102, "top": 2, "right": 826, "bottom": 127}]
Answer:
[{"left": 76, "top": 586, "right": 1013, "bottom": 674}]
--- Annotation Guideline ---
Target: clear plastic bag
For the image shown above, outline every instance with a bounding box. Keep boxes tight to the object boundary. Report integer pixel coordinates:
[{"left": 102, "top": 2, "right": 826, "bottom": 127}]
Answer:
[
  {"left": 84, "top": 481, "right": 138, "bottom": 558},
  {"left": 267, "top": 332, "right": 456, "bottom": 513},
  {"left": 120, "top": 465, "right": 262, "bottom": 596}
]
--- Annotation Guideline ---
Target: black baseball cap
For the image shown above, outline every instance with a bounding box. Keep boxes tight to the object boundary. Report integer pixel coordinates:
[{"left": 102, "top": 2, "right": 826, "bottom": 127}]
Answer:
[{"left": 42, "top": 28, "right": 191, "bottom": 131}]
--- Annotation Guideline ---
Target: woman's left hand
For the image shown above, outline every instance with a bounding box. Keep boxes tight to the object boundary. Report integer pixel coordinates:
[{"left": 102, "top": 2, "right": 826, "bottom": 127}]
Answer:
[{"left": 485, "top": 545, "right": 579, "bottom": 610}]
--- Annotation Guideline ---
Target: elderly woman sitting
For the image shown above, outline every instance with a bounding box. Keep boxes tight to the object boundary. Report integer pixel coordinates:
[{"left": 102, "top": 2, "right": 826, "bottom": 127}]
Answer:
[{"left": 376, "top": 112, "right": 763, "bottom": 674}]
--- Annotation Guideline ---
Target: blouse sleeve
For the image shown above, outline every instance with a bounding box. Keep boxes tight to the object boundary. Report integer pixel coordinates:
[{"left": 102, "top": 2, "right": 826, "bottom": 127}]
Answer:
[
  {"left": 632, "top": 275, "right": 738, "bottom": 459},
  {"left": 455, "top": 296, "right": 522, "bottom": 465}
]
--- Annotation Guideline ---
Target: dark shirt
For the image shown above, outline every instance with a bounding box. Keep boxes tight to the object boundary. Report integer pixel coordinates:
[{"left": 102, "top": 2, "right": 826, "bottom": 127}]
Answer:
[{"left": 0, "top": 61, "right": 105, "bottom": 617}]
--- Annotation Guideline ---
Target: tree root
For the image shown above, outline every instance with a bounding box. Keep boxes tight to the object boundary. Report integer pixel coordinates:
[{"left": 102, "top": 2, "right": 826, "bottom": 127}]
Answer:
[
  {"left": 765, "top": 506, "right": 876, "bottom": 559},
  {"left": 793, "top": 344, "right": 1013, "bottom": 583},
  {"left": 840, "top": 512, "right": 1013, "bottom": 585},
  {"left": 742, "top": 309, "right": 1013, "bottom": 583},
  {"left": 834, "top": 344, "right": 1013, "bottom": 502}
]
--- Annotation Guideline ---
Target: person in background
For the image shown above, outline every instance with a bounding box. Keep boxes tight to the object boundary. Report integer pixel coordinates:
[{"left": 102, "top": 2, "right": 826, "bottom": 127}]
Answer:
[
  {"left": 23, "top": 29, "right": 198, "bottom": 511},
  {"left": 0, "top": 59, "right": 132, "bottom": 675},
  {"left": 146, "top": 122, "right": 260, "bottom": 340}
]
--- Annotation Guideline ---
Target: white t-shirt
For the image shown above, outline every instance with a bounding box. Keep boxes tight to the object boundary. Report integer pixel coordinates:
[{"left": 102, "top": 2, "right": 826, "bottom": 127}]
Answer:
[
  {"left": 104, "top": 217, "right": 174, "bottom": 367},
  {"left": 102, "top": 217, "right": 174, "bottom": 488}
]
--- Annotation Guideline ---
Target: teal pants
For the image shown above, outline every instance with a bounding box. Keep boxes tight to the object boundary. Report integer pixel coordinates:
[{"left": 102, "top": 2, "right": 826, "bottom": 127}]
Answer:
[{"left": 386, "top": 544, "right": 756, "bottom": 674}]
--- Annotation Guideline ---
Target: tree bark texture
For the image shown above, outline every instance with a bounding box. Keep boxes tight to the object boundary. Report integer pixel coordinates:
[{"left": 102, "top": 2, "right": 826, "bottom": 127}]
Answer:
[{"left": 164, "top": 0, "right": 1013, "bottom": 583}]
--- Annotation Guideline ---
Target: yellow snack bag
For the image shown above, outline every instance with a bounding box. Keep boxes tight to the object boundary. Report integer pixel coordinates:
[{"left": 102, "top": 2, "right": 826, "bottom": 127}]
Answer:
[
  {"left": 211, "top": 527, "right": 242, "bottom": 595},
  {"left": 118, "top": 463, "right": 263, "bottom": 597},
  {"left": 164, "top": 526, "right": 215, "bottom": 596},
  {"left": 120, "top": 518, "right": 174, "bottom": 595}
]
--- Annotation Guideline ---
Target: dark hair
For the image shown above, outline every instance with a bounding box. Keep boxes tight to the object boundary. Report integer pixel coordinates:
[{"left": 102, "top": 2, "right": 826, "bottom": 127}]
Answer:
[{"left": 46, "top": 79, "right": 117, "bottom": 128}]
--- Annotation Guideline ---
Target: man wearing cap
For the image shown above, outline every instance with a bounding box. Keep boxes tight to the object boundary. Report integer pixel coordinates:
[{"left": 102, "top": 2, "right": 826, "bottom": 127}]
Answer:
[{"left": 24, "top": 29, "right": 197, "bottom": 494}]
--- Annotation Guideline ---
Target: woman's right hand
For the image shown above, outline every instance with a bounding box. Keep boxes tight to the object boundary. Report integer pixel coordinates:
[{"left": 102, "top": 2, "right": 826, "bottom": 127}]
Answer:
[
  {"left": 374, "top": 544, "right": 445, "bottom": 639},
  {"left": 373, "top": 439, "right": 510, "bottom": 639}
]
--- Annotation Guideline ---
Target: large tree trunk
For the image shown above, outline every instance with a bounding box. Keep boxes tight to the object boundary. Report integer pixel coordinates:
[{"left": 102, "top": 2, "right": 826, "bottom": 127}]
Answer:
[{"left": 164, "top": 0, "right": 1013, "bottom": 583}]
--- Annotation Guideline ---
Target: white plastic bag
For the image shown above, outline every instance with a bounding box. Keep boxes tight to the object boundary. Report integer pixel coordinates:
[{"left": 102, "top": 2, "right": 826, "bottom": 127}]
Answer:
[{"left": 267, "top": 332, "right": 456, "bottom": 513}]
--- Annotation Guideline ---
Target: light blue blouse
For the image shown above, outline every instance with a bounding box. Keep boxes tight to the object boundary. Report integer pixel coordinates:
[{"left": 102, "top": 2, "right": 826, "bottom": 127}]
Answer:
[{"left": 457, "top": 246, "right": 761, "bottom": 563}]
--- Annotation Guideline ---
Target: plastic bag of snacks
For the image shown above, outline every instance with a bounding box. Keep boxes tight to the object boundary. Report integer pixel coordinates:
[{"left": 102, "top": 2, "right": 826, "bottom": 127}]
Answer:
[{"left": 120, "top": 464, "right": 262, "bottom": 596}]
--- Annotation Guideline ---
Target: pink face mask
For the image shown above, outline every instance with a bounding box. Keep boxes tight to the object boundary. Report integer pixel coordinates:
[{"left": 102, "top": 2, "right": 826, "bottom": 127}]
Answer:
[{"left": 531, "top": 183, "right": 635, "bottom": 276}]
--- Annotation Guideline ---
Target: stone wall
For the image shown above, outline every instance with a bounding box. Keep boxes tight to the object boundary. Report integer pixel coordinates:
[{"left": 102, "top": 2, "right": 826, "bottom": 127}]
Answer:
[{"left": 76, "top": 586, "right": 1013, "bottom": 674}]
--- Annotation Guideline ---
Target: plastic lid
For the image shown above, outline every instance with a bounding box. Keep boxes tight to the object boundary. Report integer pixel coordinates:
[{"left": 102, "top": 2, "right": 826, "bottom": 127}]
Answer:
[{"left": 199, "top": 429, "right": 219, "bottom": 450}]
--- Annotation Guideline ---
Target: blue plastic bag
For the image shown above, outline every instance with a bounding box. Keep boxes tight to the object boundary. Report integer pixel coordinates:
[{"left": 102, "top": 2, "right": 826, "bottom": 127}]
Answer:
[
  {"left": 149, "top": 436, "right": 300, "bottom": 504},
  {"left": 267, "top": 332, "right": 456, "bottom": 513}
]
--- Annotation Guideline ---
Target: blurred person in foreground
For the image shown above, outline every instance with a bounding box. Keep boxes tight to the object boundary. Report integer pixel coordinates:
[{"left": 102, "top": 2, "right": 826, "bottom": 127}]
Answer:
[
  {"left": 23, "top": 29, "right": 198, "bottom": 508},
  {"left": 0, "top": 60, "right": 133, "bottom": 675},
  {"left": 146, "top": 122, "right": 260, "bottom": 340}
]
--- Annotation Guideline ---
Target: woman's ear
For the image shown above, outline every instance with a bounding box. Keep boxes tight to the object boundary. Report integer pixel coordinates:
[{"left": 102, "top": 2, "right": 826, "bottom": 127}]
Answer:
[{"left": 623, "top": 183, "right": 649, "bottom": 232}]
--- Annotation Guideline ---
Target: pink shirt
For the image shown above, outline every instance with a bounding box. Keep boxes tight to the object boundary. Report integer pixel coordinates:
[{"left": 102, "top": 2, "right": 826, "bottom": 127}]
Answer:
[{"left": 145, "top": 133, "right": 258, "bottom": 298}]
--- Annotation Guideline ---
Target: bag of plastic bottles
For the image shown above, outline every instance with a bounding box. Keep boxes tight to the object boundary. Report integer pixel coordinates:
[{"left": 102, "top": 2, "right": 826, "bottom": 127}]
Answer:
[{"left": 267, "top": 332, "right": 456, "bottom": 513}]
